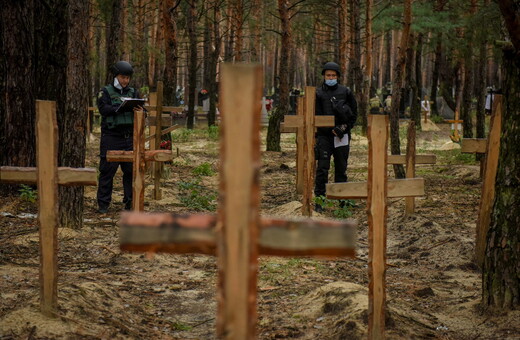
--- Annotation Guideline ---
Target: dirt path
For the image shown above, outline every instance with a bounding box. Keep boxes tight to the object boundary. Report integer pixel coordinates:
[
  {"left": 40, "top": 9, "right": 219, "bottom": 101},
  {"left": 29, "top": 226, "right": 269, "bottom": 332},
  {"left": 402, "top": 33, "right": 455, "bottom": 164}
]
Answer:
[{"left": 1, "top": 122, "right": 519, "bottom": 339}]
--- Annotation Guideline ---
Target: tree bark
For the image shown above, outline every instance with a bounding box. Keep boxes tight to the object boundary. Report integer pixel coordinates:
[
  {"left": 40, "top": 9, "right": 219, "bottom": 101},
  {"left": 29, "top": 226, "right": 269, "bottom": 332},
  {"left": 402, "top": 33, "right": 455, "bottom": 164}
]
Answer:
[
  {"left": 105, "top": 0, "right": 123, "bottom": 85},
  {"left": 59, "top": 0, "right": 90, "bottom": 229},
  {"left": 0, "top": 1, "right": 36, "bottom": 185},
  {"left": 482, "top": 47, "right": 520, "bottom": 309},
  {"left": 361, "top": 0, "right": 373, "bottom": 135},
  {"left": 482, "top": 0, "right": 520, "bottom": 310},
  {"left": 208, "top": 0, "right": 222, "bottom": 127},
  {"left": 338, "top": 0, "right": 348, "bottom": 83},
  {"left": 162, "top": 0, "right": 180, "bottom": 105},
  {"left": 186, "top": 0, "right": 198, "bottom": 129},
  {"left": 430, "top": 35, "right": 442, "bottom": 117},
  {"left": 389, "top": 0, "right": 413, "bottom": 179},
  {"left": 411, "top": 33, "right": 423, "bottom": 128},
  {"left": 266, "top": 0, "right": 291, "bottom": 152}
]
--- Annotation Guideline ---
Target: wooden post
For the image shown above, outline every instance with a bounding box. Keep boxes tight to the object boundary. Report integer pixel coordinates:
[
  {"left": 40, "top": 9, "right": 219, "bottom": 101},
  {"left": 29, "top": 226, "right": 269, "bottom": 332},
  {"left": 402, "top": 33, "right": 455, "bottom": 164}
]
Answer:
[
  {"left": 133, "top": 109, "right": 146, "bottom": 211},
  {"left": 367, "top": 114, "right": 388, "bottom": 340},
  {"left": 302, "top": 86, "right": 316, "bottom": 217},
  {"left": 405, "top": 121, "right": 416, "bottom": 215},
  {"left": 475, "top": 95, "right": 502, "bottom": 266},
  {"left": 296, "top": 96, "right": 304, "bottom": 194},
  {"left": 217, "top": 63, "right": 262, "bottom": 339},
  {"left": 154, "top": 81, "right": 164, "bottom": 200},
  {"left": 36, "top": 100, "right": 59, "bottom": 317}
]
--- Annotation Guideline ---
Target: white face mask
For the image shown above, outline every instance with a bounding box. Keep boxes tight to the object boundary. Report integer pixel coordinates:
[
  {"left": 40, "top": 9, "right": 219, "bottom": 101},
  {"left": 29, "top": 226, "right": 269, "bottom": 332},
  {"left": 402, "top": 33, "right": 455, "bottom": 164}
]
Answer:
[{"left": 114, "top": 77, "right": 123, "bottom": 90}]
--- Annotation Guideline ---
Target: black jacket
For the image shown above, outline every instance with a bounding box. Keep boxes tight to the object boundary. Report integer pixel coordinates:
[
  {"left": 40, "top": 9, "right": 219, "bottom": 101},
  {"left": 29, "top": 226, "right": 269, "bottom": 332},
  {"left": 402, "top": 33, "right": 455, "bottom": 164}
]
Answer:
[
  {"left": 97, "top": 84, "right": 140, "bottom": 136},
  {"left": 315, "top": 83, "right": 357, "bottom": 137}
]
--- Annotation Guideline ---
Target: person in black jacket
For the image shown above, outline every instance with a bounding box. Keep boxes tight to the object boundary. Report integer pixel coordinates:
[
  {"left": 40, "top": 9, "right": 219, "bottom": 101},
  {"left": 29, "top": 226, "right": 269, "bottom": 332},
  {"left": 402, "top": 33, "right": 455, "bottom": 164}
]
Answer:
[
  {"left": 314, "top": 62, "right": 358, "bottom": 212},
  {"left": 96, "top": 61, "right": 141, "bottom": 213}
]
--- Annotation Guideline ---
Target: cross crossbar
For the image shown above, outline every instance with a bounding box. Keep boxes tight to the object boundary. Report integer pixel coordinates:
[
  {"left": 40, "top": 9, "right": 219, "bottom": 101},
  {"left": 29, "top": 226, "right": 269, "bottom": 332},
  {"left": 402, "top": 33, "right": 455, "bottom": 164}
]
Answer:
[
  {"left": 387, "top": 154, "right": 436, "bottom": 165},
  {"left": 106, "top": 150, "right": 174, "bottom": 162},
  {"left": 0, "top": 166, "right": 96, "bottom": 186},
  {"left": 326, "top": 178, "right": 425, "bottom": 199},
  {"left": 119, "top": 213, "right": 356, "bottom": 257}
]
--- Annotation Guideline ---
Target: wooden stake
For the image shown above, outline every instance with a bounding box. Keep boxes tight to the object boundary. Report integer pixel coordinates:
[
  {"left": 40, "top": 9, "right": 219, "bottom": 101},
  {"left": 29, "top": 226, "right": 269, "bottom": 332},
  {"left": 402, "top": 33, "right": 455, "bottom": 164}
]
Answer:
[
  {"left": 475, "top": 95, "right": 502, "bottom": 266},
  {"left": 367, "top": 114, "right": 388, "bottom": 340},
  {"left": 36, "top": 100, "right": 59, "bottom": 317},
  {"left": 132, "top": 109, "right": 146, "bottom": 211},
  {"left": 217, "top": 64, "right": 263, "bottom": 339},
  {"left": 296, "top": 96, "right": 304, "bottom": 194},
  {"left": 303, "top": 86, "right": 316, "bottom": 217},
  {"left": 153, "top": 81, "right": 164, "bottom": 200},
  {"left": 405, "top": 121, "right": 416, "bottom": 215}
]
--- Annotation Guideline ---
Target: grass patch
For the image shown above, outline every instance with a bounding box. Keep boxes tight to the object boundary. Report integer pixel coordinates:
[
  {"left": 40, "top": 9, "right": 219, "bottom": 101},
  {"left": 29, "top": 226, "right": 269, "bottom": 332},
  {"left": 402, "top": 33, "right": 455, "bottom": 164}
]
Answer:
[
  {"left": 192, "top": 162, "right": 215, "bottom": 176},
  {"left": 178, "top": 179, "right": 217, "bottom": 211}
]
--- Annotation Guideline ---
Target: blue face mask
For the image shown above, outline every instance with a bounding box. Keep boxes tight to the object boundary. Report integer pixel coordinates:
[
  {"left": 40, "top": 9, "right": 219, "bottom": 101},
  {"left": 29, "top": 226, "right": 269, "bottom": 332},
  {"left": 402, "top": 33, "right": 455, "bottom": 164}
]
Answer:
[{"left": 325, "top": 79, "right": 338, "bottom": 87}]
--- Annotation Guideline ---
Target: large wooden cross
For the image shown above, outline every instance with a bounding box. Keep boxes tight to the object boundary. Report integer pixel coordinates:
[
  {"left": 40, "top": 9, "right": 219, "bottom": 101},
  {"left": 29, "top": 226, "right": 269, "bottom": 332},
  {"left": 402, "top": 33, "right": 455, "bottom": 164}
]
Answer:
[
  {"left": 280, "top": 87, "right": 335, "bottom": 216},
  {"left": 326, "top": 114, "right": 425, "bottom": 340},
  {"left": 118, "top": 64, "right": 357, "bottom": 339},
  {"left": 460, "top": 95, "right": 503, "bottom": 266},
  {"left": 0, "top": 100, "right": 97, "bottom": 317}
]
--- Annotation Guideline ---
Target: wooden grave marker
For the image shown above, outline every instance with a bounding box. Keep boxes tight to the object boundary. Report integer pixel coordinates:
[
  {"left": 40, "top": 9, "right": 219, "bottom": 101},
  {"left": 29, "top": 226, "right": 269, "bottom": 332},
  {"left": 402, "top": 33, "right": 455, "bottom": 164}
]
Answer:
[
  {"left": 460, "top": 95, "right": 503, "bottom": 266},
  {"left": 280, "top": 87, "right": 335, "bottom": 216},
  {"left": 0, "top": 100, "right": 97, "bottom": 317},
  {"left": 326, "top": 114, "right": 426, "bottom": 340},
  {"left": 106, "top": 108, "right": 175, "bottom": 211},
  {"left": 119, "top": 64, "right": 357, "bottom": 339}
]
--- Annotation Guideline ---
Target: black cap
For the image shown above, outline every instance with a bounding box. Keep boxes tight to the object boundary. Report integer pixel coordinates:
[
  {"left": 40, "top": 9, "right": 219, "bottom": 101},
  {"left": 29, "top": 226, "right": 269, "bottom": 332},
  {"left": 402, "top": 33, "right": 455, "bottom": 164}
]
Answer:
[
  {"left": 111, "top": 61, "right": 134, "bottom": 76},
  {"left": 321, "top": 62, "right": 341, "bottom": 77}
]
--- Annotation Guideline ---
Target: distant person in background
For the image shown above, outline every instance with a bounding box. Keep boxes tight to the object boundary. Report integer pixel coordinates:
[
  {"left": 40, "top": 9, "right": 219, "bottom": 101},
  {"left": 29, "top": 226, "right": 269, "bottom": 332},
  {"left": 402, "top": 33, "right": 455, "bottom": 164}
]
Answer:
[
  {"left": 384, "top": 95, "right": 392, "bottom": 114},
  {"left": 96, "top": 61, "right": 141, "bottom": 214},
  {"left": 485, "top": 87, "right": 495, "bottom": 115},
  {"left": 421, "top": 95, "right": 431, "bottom": 118},
  {"left": 314, "top": 61, "right": 358, "bottom": 213}
]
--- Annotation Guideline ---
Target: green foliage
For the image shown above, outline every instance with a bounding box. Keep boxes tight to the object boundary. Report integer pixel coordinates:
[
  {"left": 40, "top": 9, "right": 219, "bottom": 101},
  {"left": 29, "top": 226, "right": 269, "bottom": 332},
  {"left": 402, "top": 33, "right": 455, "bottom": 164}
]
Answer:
[
  {"left": 169, "top": 321, "right": 192, "bottom": 331},
  {"left": 139, "top": 86, "right": 150, "bottom": 97},
  {"left": 192, "top": 162, "right": 215, "bottom": 176},
  {"left": 430, "top": 115, "right": 444, "bottom": 124},
  {"left": 19, "top": 184, "right": 37, "bottom": 203},
  {"left": 171, "top": 128, "right": 195, "bottom": 143},
  {"left": 207, "top": 125, "right": 219, "bottom": 141},
  {"left": 431, "top": 149, "right": 477, "bottom": 165},
  {"left": 178, "top": 179, "right": 217, "bottom": 211},
  {"left": 314, "top": 196, "right": 355, "bottom": 219}
]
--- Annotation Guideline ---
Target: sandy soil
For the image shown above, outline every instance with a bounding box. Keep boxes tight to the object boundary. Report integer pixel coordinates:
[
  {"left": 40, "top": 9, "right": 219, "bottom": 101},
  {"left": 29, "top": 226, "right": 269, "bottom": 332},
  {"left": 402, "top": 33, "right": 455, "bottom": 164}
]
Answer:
[{"left": 1, "top": 120, "right": 519, "bottom": 339}]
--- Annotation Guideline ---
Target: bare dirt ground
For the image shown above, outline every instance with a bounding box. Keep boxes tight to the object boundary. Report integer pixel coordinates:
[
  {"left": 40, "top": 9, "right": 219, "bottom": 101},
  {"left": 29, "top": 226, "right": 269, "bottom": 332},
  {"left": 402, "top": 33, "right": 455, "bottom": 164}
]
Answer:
[{"left": 1, "top": 120, "right": 520, "bottom": 339}]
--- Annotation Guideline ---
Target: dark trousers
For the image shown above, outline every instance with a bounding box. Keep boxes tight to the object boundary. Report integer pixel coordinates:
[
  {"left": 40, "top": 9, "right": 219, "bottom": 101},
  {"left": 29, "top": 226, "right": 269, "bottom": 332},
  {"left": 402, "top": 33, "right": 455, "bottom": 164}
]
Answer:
[
  {"left": 314, "top": 135, "right": 350, "bottom": 197},
  {"left": 97, "top": 133, "right": 133, "bottom": 209}
]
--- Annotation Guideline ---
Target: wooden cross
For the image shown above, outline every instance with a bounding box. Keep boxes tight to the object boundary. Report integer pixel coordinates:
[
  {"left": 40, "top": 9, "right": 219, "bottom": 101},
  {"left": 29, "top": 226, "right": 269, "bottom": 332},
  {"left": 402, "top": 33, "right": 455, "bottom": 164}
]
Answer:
[
  {"left": 0, "top": 100, "right": 97, "bottom": 317},
  {"left": 118, "top": 64, "right": 357, "bottom": 339},
  {"left": 460, "top": 95, "right": 503, "bottom": 266},
  {"left": 446, "top": 108, "right": 463, "bottom": 143},
  {"left": 387, "top": 121, "right": 436, "bottom": 215},
  {"left": 106, "top": 99, "right": 179, "bottom": 211},
  {"left": 280, "top": 87, "right": 335, "bottom": 216},
  {"left": 326, "top": 114, "right": 425, "bottom": 340}
]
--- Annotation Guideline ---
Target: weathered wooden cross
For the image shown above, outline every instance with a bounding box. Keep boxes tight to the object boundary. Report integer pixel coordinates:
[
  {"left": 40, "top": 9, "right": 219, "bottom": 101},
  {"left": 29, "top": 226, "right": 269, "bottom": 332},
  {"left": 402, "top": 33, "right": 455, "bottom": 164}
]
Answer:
[
  {"left": 118, "top": 64, "right": 357, "bottom": 339},
  {"left": 105, "top": 108, "right": 172, "bottom": 211},
  {"left": 280, "top": 87, "right": 335, "bottom": 216},
  {"left": 0, "top": 100, "right": 97, "bottom": 317},
  {"left": 446, "top": 108, "right": 463, "bottom": 143},
  {"left": 460, "top": 95, "right": 503, "bottom": 266},
  {"left": 326, "top": 114, "right": 425, "bottom": 340},
  {"left": 387, "top": 120, "right": 436, "bottom": 215}
]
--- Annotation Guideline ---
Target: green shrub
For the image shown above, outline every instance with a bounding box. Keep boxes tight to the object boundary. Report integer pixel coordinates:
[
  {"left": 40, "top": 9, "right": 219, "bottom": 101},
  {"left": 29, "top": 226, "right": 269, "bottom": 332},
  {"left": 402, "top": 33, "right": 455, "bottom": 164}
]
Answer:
[
  {"left": 19, "top": 184, "right": 37, "bottom": 203},
  {"left": 207, "top": 125, "right": 219, "bottom": 141},
  {"left": 178, "top": 179, "right": 217, "bottom": 211},
  {"left": 192, "top": 163, "right": 215, "bottom": 176},
  {"left": 314, "top": 195, "right": 355, "bottom": 219}
]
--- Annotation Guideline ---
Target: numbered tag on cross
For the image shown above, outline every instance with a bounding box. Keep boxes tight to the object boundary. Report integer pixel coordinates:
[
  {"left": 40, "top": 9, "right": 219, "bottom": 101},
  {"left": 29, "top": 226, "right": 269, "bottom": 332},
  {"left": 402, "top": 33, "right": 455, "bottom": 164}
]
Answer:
[{"left": 118, "top": 64, "right": 357, "bottom": 339}]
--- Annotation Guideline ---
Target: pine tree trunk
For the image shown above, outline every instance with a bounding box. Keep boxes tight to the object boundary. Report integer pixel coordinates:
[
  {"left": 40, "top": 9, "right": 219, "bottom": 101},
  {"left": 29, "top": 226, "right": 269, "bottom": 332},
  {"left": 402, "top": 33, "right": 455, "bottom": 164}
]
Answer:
[
  {"left": 105, "top": 0, "right": 123, "bottom": 85},
  {"left": 162, "top": 0, "right": 180, "bottom": 105},
  {"left": 0, "top": 1, "right": 36, "bottom": 185},
  {"left": 411, "top": 33, "right": 423, "bottom": 128},
  {"left": 208, "top": 1, "right": 221, "bottom": 127},
  {"left": 430, "top": 36, "right": 442, "bottom": 117},
  {"left": 59, "top": 0, "right": 89, "bottom": 229},
  {"left": 266, "top": 0, "right": 291, "bottom": 152},
  {"left": 338, "top": 0, "right": 348, "bottom": 81},
  {"left": 186, "top": 0, "right": 198, "bottom": 129},
  {"left": 482, "top": 47, "right": 520, "bottom": 309},
  {"left": 233, "top": 0, "right": 243, "bottom": 62},
  {"left": 361, "top": 0, "right": 373, "bottom": 136},
  {"left": 389, "top": 0, "right": 412, "bottom": 179}
]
